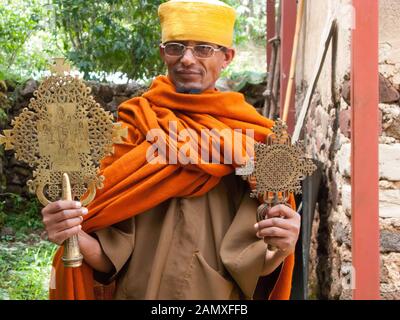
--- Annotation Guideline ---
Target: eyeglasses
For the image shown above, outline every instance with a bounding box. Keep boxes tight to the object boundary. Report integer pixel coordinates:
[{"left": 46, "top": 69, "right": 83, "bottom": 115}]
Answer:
[{"left": 160, "top": 42, "right": 225, "bottom": 59}]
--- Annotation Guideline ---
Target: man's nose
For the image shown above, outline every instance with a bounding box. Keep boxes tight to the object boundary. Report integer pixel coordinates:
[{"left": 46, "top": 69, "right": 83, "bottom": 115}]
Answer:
[{"left": 180, "top": 48, "right": 197, "bottom": 66}]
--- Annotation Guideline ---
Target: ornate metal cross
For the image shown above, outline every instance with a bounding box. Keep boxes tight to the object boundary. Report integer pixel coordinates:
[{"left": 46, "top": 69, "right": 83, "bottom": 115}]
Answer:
[
  {"left": 0, "top": 58, "right": 128, "bottom": 267},
  {"left": 238, "top": 119, "right": 316, "bottom": 249}
]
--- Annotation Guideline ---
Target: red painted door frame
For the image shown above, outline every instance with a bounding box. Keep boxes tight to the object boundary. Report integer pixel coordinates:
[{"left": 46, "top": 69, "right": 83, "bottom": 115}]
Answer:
[
  {"left": 280, "top": 0, "right": 296, "bottom": 133},
  {"left": 351, "top": 0, "right": 380, "bottom": 299}
]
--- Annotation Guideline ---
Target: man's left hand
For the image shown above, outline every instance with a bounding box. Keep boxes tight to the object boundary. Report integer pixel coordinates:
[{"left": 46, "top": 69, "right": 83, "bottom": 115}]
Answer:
[{"left": 254, "top": 204, "right": 301, "bottom": 255}]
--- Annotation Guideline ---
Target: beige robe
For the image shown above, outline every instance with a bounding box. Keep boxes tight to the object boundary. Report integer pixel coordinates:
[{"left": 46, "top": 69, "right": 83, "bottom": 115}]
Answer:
[{"left": 93, "top": 173, "right": 274, "bottom": 300}]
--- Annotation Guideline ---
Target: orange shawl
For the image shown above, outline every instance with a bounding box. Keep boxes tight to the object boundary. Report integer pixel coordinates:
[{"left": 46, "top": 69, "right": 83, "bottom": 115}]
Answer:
[{"left": 49, "top": 75, "right": 295, "bottom": 300}]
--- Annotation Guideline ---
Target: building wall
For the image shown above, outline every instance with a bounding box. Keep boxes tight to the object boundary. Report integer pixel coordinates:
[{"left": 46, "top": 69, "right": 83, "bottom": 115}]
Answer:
[
  {"left": 295, "top": 0, "right": 400, "bottom": 299},
  {"left": 380, "top": 0, "right": 400, "bottom": 82}
]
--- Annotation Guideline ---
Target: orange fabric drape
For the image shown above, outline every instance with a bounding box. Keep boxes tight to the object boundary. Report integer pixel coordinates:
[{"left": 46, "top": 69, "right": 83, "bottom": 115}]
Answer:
[
  {"left": 268, "top": 194, "right": 296, "bottom": 300},
  {"left": 49, "top": 75, "right": 295, "bottom": 300}
]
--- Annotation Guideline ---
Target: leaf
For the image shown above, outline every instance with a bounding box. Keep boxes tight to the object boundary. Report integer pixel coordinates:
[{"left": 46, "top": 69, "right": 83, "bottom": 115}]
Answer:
[{"left": 223, "top": 70, "right": 267, "bottom": 92}]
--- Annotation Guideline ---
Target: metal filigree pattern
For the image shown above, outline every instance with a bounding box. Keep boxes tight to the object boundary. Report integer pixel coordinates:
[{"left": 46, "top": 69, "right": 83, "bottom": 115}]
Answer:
[
  {"left": 239, "top": 118, "right": 316, "bottom": 208},
  {"left": 0, "top": 59, "right": 128, "bottom": 206}
]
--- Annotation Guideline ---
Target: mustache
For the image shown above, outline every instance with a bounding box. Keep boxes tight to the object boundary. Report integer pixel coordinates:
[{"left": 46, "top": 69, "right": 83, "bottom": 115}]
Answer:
[{"left": 174, "top": 67, "right": 204, "bottom": 75}]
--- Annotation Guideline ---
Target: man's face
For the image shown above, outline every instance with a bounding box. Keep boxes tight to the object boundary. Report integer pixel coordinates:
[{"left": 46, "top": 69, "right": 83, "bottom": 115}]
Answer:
[{"left": 160, "top": 40, "right": 235, "bottom": 93}]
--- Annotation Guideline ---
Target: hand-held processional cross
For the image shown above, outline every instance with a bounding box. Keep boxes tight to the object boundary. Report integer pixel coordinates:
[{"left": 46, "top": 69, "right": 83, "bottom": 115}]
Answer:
[
  {"left": 237, "top": 119, "right": 316, "bottom": 251},
  {"left": 0, "top": 58, "right": 127, "bottom": 267}
]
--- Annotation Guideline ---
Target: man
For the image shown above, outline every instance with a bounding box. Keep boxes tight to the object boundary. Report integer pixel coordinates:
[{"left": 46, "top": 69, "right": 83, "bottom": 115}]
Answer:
[{"left": 42, "top": 0, "right": 300, "bottom": 300}]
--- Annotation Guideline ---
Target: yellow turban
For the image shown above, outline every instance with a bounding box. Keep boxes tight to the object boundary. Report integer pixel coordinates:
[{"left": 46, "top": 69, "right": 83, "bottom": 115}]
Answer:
[{"left": 158, "top": 0, "right": 236, "bottom": 48}]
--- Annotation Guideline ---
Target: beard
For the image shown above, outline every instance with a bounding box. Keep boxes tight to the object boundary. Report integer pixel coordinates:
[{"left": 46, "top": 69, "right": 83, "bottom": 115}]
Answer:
[{"left": 175, "top": 86, "right": 203, "bottom": 94}]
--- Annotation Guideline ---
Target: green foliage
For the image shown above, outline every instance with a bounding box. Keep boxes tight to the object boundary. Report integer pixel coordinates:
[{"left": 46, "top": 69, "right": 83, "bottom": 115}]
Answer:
[
  {"left": 0, "top": 107, "right": 8, "bottom": 128},
  {"left": 0, "top": 193, "right": 56, "bottom": 300},
  {"left": 0, "top": 0, "right": 266, "bottom": 82},
  {"left": 52, "top": 0, "right": 166, "bottom": 81},
  {"left": 224, "top": 70, "right": 266, "bottom": 92},
  {"left": 0, "top": 81, "right": 11, "bottom": 127},
  {"left": 0, "top": 209, "right": 5, "bottom": 229},
  {"left": 0, "top": 241, "right": 57, "bottom": 300},
  {"left": 225, "top": 0, "right": 267, "bottom": 46},
  {"left": 0, "top": 194, "right": 43, "bottom": 241},
  {"left": 51, "top": 0, "right": 266, "bottom": 81},
  {"left": 0, "top": 0, "right": 64, "bottom": 82}
]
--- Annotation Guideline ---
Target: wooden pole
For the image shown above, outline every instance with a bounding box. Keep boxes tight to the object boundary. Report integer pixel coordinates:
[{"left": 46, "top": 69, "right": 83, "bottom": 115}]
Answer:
[
  {"left": 267, "top": 0, "right": 276, "bottom": 67},
  {"left": 281, "top": 0, "right": 305, "bottom": 124},
  {"left": 280, "top": 0, "right": 297, "bottom": 134}
]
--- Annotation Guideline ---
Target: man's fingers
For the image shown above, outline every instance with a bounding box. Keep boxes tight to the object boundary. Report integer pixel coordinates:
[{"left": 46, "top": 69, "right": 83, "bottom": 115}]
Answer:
[
  {"left": 266, "top": 204, "right": 296, "bottom": 219},
  {"left": 263, "top": 237, "right": 290, "bottom": 251},
  {"left": 42, "top": 208, "right": 87, "bottom": 229},
  {"left": 48, "top": 216, "right": 83, "bottom": 233},
  {"left": 255, "top": 217, "right": 293, "bottom": 231},
  {"left": 49, "top": 225, "right": 81, "bottom": 245},
  {"left": 256, "top": 227, "right": 287, "bottom": 238},
  {"left": 53, "top": 208, "right": 88, "bottom": 223},
  {"left": 42, "top": 200, "right": 82, "bottom": 215}
]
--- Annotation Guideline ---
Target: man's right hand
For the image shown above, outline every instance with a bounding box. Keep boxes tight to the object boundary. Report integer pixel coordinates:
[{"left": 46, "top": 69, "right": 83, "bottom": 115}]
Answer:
[{"left": 41, "top": 200, "right": 88, "bottom": 245}]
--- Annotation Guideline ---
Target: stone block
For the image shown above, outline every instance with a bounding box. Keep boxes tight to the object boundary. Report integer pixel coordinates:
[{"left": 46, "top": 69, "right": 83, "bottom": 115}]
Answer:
[
  {"left": 341, "top": 185, "right": 400, "bottom": 219},
  {"left": 337, "top": 143, "right": 351, "bottom": 177},
  {"left": 20, "top": 79, "right": 38, "bottom": 98},
  {"left": 333, "top": 222, "right": 351, "bottom": 247},
  {"left": 339, "top": 110, "right": 351, "bottom": 138},
  {"left": 98, "top": 84, "right": 114, "bottom": 103},
  {"left": 385, "top": 118, "right": 400, "bottom": 140},
  {"left": 380, "top": 253, "right": 400, "bottom": 300},
  {"left": 380, "top": 230, "right": 400, "bottom": 253},
  {"left": 380, "top": 144, "right": 400, "bottom": 180},
  {"left": 380, "top": 189, "right": 400, "bottom": 218},
  {"left": 380, "top": 73, "right": 400, "bottom": 103},
  {"left": 106, "top": 96, "right": 130, "bottom": 113},
  {"left": 337, "top": 143, "right": 400, "bottom": 181},
  {"left": 341, "top": 74, "right": 400, "bottom": 105},
  {"left": 341, "top": 80, "right": 351, "bottom": 105},
  {"left": 341, "top": 184, "right": 351, "bottom": 216}
]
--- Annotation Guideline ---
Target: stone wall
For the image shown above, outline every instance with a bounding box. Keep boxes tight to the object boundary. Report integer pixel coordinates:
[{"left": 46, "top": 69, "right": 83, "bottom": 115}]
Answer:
[{"left": 296, "top": 0, "right": 400, "bottom": 299}]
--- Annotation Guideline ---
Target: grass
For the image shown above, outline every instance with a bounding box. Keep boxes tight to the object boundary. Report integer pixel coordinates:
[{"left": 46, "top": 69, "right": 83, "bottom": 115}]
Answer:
[
  {"left": 0, "top": 193, "right": 57, "bottom": 300},
  {"left": 0, "top": 240, "right": 57, "bottom": 300}
]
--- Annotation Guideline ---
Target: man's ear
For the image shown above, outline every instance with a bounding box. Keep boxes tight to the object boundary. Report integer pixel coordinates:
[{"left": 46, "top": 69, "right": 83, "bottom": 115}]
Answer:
[{"left": 222, "top": 48, "right": 235, "bottom": 69}]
